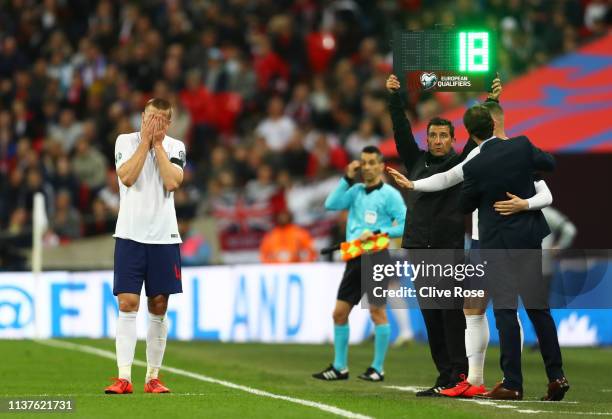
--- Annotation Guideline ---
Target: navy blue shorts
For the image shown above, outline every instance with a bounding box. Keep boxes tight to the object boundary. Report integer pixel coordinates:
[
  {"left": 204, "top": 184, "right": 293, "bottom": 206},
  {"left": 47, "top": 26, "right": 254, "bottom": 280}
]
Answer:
[{"left": 113, "top": 238, "right": 183, "bottom": 297}]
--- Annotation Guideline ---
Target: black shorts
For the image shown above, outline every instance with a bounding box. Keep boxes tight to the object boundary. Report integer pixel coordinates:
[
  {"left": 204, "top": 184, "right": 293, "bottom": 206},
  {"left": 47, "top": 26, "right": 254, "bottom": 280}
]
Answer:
[{"left": 337, "top": 251, "right": 391, "bottom": 307}]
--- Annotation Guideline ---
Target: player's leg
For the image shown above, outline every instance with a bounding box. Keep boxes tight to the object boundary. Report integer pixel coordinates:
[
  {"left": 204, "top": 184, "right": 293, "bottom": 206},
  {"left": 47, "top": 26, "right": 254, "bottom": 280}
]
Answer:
[
  {"left": 116, "top": 293, "right": 140, "bottom": 382},
  {"left": 358, "top": 304, "right": 389, "bottom": 382},
  {"left": 464, "top": 307, "right": 488, "bottom": 386},
  {"left": 106, "top": 238, "right": 147, "bottom": 394},
  {"left": 441, "top": 240, "right": 488, "bottom": 397},
  {"left": 144, "top": 294, "right": 170, "bottom": 393},
  {"left": 312, "top": 300, "right": 353, "bottom": 380},
  {"left": 143, "top": 243, "right": 183, "bottom": 393},
  {"left": 440, "top": 305, "right": 489, "bottom": 398},
  {"left": 313, "top": 258, "right": 361, "bottom": 381},
  {"left": 388, "top": 278, "right": 413, "bottom": 347},
  {"left": 332, "top": 300, "right": 353, "bottom": 371}
]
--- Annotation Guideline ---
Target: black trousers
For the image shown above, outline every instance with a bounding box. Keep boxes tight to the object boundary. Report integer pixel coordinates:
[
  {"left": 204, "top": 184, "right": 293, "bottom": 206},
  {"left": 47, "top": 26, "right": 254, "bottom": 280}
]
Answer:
[
  {"left": 409, "top": 248, "right": 468, "bottom": 387},
  {"left": 487, "top": 248, "right": 564, "bottom": 391},
  {"left": 420, "top": 308, "right": 468, "bottom": 387},
  {"left": 494, "top": 308, "right": 564, "bottom": 391}
]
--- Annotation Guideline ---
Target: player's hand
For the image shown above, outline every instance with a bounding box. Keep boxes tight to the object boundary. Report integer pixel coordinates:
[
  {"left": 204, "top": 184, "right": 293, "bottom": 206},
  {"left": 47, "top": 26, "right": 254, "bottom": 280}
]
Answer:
[
  {"left": 359, "top": 229, "right": 374, "bottom": 241},
  {"left": 152, "top": 115, "right": 165, "bottom": 147},
  {"left": 493, "top": 192, "right": 528, "bottom": 216},
  {"left": 140, "top": 114, "right": 154, "bottom": 146},
  {"left": 386, "top": 166, "right": 414, "bottom": 190},
  {"left": 386, "top": 74, "right": 400, "bottom": 93},
  {"left": 346, "top": 160, "right": 361, "bottom": 179},
  {"left": 487, "top": 73, "right": 502, "bottom": 101}
]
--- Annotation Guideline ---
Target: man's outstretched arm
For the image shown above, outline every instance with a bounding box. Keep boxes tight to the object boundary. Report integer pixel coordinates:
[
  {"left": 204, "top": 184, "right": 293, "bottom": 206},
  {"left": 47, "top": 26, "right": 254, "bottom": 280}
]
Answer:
[{"left": 386, "top": 74, "right": 422, "bottom": 170}]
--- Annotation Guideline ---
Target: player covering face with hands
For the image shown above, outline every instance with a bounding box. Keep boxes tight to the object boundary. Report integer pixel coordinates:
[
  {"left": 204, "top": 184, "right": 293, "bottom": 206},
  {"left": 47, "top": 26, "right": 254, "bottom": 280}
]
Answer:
[{"left": 105, "top": 98, "right": 186, "bottom": 394}]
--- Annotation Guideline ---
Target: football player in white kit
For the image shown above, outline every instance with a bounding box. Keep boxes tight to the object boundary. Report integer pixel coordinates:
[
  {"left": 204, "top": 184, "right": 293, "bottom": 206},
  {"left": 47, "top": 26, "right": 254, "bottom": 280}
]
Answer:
[{"left": 105, "top": 98, "right": 186, "bottom": 394}]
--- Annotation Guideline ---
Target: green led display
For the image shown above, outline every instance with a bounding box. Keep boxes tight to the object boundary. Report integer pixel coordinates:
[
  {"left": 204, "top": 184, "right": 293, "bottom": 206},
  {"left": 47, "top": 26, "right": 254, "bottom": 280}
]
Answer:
[
  {"left": 392, "top": 29, "right": 496, "bottom": 91},
  {"left": 458, "top": 31, "right": 489, "bottom": 72}
]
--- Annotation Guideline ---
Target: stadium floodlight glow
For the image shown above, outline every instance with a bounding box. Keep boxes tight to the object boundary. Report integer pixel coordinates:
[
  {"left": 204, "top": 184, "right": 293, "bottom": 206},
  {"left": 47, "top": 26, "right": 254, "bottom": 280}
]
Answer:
[{"left": 458, "top": 31, "right": 489, "bottom": 72}]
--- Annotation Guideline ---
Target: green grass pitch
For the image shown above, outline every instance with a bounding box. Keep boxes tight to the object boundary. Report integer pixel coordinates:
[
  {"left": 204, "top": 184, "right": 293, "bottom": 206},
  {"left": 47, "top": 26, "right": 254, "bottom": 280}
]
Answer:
[{"left": 1, "top": 339, "right": 611, "bottom": 418}]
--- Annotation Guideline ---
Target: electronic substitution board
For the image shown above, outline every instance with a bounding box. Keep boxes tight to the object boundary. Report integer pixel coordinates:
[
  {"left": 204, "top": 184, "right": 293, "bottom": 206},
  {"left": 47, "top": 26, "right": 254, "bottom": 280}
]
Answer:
[{"left": 392, "top": 29, "right": 497, "bottom": 92}]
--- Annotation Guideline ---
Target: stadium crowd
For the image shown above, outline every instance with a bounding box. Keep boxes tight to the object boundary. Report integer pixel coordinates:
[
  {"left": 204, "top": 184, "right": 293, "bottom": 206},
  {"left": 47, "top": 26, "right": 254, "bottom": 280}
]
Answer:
[{"left": 0, "top": 0, "right": 609, "bottom": 261}]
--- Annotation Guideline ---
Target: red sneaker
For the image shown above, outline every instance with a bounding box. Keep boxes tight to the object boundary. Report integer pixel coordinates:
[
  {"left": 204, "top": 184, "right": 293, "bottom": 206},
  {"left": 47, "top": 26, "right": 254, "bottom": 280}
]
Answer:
[
  {"left": 144, "top": 378, "right": 170, "bottom": 393},
  {"left": 439, "top": 376, "right": 471, "bottom": 398},
  {"left": 105, "top": 378, "right": 133, "bottom": 394},
  {"left": 462, "top": 384, "right": 487, "bottom": 398}
]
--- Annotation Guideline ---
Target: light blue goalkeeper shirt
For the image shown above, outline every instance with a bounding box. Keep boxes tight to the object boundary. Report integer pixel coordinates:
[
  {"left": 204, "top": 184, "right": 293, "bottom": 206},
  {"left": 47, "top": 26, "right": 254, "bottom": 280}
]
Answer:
[{"left": 325, "top": 177, "right": 407, "bottom": 242}]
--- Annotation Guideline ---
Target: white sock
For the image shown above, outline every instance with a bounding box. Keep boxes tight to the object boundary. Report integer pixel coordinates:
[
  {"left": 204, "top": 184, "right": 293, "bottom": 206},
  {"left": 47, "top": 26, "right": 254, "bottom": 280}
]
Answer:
[
  {"left": 518, "top": 312, "right": 524, "bottom": 352},
  {"left": 465, "top": 314, "right": 489, "bottom": 386},
  {"left": 388, "top": 281, "right": 413, "bottom": 340},
  {"left": 146, "top": 313, "right": 168, "bottom": 382},
  {"left": 393, "top": 308, "right": 414, "bottom": 339},
  {"left": 116, "top": 310, "right": 138, "bottom": 382}
]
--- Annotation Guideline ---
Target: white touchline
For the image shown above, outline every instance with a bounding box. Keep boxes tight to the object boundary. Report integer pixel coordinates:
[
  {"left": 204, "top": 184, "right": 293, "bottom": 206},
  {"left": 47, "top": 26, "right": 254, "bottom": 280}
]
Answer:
[
  {"left": 383, "top": 385, "right": 428, "bottom": 392},
  {"left": 387, "top": 385, "right": 612, "bottom": 416},
  {"left": 35, "top": 339, "right": 373, "bottom": 419}
]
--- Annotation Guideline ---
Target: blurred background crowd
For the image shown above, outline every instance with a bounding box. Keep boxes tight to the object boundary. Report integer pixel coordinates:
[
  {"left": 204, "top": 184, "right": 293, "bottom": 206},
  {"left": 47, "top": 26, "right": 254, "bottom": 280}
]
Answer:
[{"left": 0, "top": 0, "right": 609, "bottom": 266}]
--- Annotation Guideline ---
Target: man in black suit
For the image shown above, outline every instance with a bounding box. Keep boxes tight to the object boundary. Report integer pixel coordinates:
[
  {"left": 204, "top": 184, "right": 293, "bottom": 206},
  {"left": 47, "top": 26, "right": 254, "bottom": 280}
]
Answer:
[{"left": 460, "top": 105, "right": 570, "bottom": 401}]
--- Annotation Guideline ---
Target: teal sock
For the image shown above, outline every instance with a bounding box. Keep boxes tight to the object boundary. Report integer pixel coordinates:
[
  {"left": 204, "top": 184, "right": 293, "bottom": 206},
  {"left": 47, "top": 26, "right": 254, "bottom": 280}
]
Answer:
[
  {"left": 371, "top": 324, "right": 391, "bottom": 373},
  {"left": 333, "top": 324, "right": 349, "bottom": 371}
]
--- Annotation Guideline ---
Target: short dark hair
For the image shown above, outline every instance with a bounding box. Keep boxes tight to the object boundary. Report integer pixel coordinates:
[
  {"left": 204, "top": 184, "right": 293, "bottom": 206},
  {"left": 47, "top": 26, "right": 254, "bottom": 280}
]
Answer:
[
  {"left": 361, "top": 145, "right": 384, "bottom": 162},
  {"left": 145, "top": 97, "right": 172, "bottom": 119},
  {"left": 463, "top": 105, "right": 494, "bottom": 140},
  {"left": 482, "top": 101, "right": 504, "bottom": 119},
  {"left": 427, "top": 117, "right": 455, "bottom": 138}
]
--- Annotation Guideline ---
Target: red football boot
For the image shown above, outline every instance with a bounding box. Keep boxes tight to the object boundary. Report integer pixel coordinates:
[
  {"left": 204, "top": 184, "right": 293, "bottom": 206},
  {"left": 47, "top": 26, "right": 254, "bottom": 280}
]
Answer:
[
  {"left": 144, "top": 378, "right": 171, "bottom": 393},
  {"left": 462, "top": 383, "right": 487, "bottom": 398},
  {"left": 439, "top": 375, "right": 471, "bottom": 398},
  {"left": 105, "top": 378, "right": 133, "bottom": 394}
]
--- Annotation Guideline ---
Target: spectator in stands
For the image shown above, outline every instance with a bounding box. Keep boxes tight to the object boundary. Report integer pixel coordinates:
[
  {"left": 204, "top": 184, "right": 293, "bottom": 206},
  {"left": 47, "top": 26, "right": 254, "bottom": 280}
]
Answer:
[
  {"left": 8, "top": 207, "right": 28, "bottom": 236},
  {"left": 345, "top": 118, "right": 380, "bottom": 159},
  {"left": 50, "top": 189, "right": 81, "bottom": 240},
  {"left": 18, "top": 168, "right": 54, "bottom": 217},
  {"left": 48, "top": 108, "right": 83, "bottom": 152},
  {"left": 286, "top": 82, "right": 312, "bottom": 127},
  {"left": 84, "top": 198, "right": 115, "bottom": 237},
  {"left": 72, "top": 137, "right": 107, "bottom": 194},
  {"left": 51, "top": 155, "right": 79, "bottom": 204},
  {"left": 0, "top": 36, "right": 25, "bottom": 79},
  {"left": 306, "top": 133, "right": 349, "bottom": 178},
  {"left": 97, "top": 171, "right": 120, "bottom": 215},
  {"left": 255, "top": 95, "right": 296, "bottom": 152},
  {"left": 260, "top": 209, "right": 317, "bottom": 264},
  {"left": 282, "top": 130, "right": 310, "bottom": 177},
  {"left": 245, "top": 164, "right": 277, "bottom": 204}
]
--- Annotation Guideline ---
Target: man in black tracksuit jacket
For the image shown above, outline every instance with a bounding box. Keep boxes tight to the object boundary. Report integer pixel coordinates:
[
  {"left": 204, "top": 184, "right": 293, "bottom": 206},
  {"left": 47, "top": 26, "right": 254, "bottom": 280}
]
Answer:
[{"left": 386, "top": 74, "right": 500, "bottom": 396}]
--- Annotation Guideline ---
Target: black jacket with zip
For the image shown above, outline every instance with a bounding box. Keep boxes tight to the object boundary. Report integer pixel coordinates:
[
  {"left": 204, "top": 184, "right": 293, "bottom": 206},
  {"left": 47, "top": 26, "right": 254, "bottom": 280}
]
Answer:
[{"left": 388, "top": 92, "right": 480, "bottom": 249}]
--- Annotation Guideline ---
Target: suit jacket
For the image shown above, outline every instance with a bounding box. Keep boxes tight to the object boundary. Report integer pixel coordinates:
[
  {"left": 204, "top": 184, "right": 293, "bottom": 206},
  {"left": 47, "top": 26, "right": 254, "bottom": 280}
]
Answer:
[{"left": 461, "top": 136, "right": 555, "bottom": 249}]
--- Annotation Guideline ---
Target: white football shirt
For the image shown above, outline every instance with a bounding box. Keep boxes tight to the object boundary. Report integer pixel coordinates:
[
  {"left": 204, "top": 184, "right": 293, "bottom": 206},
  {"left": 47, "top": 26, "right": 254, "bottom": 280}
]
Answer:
[{"left": 113, "top": 132, "right": 186, "bottom": 244}]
